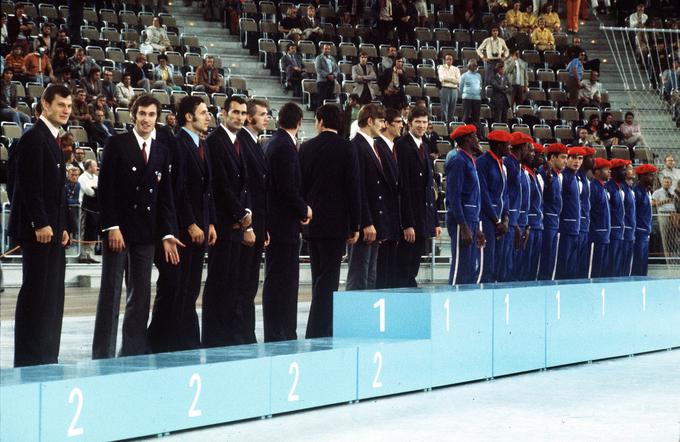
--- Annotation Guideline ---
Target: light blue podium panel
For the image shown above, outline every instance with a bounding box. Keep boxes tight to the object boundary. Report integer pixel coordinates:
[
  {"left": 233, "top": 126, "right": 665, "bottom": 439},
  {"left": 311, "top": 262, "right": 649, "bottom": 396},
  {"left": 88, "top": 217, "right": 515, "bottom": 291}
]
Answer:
[
  {"left": 430, "top": 287, "right": 493, "bottom": 387},
  {"left": 333, "top": 289, "right": 432, "bottom": 339},
  {"left": 493, "top": 285, "right": 547, "bottom": 377},
  {"left": 355, "top": 339, "right": 431, "bottom": 399},
  {"left": 269, "top": 339, "right": 357, "bottom": 415},
  {"left": 39, "top": 348, "right": 270, "bottom": 441},
  {"left": 632, "top": 278, "right": 680, "bottom": 353}
]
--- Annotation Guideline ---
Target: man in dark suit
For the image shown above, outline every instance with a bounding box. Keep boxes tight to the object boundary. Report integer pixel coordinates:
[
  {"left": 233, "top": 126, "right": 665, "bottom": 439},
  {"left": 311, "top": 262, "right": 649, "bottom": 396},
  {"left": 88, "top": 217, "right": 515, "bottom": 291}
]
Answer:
[
  {"left": 202, "top": 95, "right": 252, "bottom": 348},
  {"left": 378, "top": 54, "right": 409, "bottom": 110},
  {"left": 262, "top": 102, "right": 311, "bottom": 342},
  {"left": 92, "top": 94, "right": 183, "bottom": 359},
  {"left": 395, "top": 106, "right": 442, "bottom": 287},
  {"left": 374, "top": 108, "right": 403, "bottom": 289},
  {"left": 299, "top": 104, "right": 361, "bottom": 338},
  {"left": 491, "top": 63, "right": 511, "bottom": 124},
  {"left": 9, "top": 85, "right": 71, "bottom": 367},
  {"left": 148, "top": 96, "right": 217, "bottom": 353},
  {"left": 236, "top": 98, "right": 270, "bottom": 344},
  {"left": 346, "top": 104, "right": 387, "bottom": 290},
  {"left": 125, "top": 54, "right": 151, "bottom": 91},
  {"left": 85, "top": 108, "right": 116, "bottom": 147}
]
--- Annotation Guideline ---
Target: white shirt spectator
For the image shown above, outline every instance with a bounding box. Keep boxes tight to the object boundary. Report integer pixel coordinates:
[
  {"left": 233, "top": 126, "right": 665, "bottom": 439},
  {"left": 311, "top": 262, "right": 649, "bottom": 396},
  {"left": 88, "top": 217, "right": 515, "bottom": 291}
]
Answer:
[
  {"left": 578, "top": 79, "right": 602, "bottom": 100},
  {"left": 652, "top": 185, "right": 675, "bottom": 213},
  {"left": 437, "top": 63, "right": 461, "bottom": 88},
  {"left": 78, "top": 170, "right": 98, "bottom": 203},
  {"left": 628, "top": 11, "right": 648, "bottom": 28}
]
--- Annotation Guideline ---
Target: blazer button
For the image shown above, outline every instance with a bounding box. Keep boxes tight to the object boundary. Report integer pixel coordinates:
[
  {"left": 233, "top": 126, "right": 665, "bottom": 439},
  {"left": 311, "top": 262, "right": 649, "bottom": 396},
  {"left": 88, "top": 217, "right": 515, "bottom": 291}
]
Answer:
[
  {"left": 149, "top": 189, "right": 153, "bottom": 193},
  {"left": 419, "top": 172, "right": 423, "bottom": 177},
  {"left": 376, "top": 180, "right": 380, "bottom": 184},
  {"left": 379, "top": 210, "right": 383, "bottom": 215},
  {"left": 147, "top": 206, "right": 151, "bottom": 211},
  {"left": 136, "top": 186, "right": 139, "bottom": 191},
  {"left": 133, "top": 204, "right": 137, "bottom": 209},
  {"left": 378, "top": 196, "right": 382, "bottom": 200}
]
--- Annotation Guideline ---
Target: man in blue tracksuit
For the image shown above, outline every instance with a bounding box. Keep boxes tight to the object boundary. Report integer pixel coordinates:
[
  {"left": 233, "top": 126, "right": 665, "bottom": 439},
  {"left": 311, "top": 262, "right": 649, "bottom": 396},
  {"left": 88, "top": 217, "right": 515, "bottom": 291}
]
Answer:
[
  {"left": 631, "top": 164, "right": 657, "bottom": 276},
  {"left": 575, "top": 147, "right": 595, "bottom": 279},
  {"left": 476, "top": 130, "right": 510, "bottom": 283},
  {"left": 555, "top": 147, "right": 584, "bottom": 280},
  {"left": 588, "top": 158, "right": 611, "bottom": 278},
  {"left": 446, "top": 124, "right": 486, "bottom": 285},
  {"left": 538, "top": 143, "right": 568, "bottom": 280},
  {"left": 521, "top": 143, "right": 545, "bottom": 281},
  {"left": 622, "top": 163, "right": 637, "bottom": 276},
  {"left": 605, "top": 158, "right": 630, "bottom": 277},
  {"left": 512, "top": 133, "right": 534, "bottom": 281}
]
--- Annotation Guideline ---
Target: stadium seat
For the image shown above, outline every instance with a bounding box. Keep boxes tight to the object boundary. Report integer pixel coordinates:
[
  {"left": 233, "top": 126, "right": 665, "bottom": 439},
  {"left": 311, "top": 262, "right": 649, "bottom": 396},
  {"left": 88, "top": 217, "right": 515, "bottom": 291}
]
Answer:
[
  {"left": 635, "top": 147, "right": 653, "bottom": 163},
  {"left": 581, "top": 107, "right": 600, "bottom": 122},
  {"left": 86, "top": 45, "right": 106, "bottom": 62},
  {"left": 171, "top": 90, "right": 188, "bottom": 105},
  {"left": 559, "top": 106, "right": 580, "bottom": 125},
  {"left": 27, "top": 82, "right": 44, "bottom": 99},
  {"left": 537, "top": 105, "right": 558, "bottom": 122},
  {"left": 1, "top": 122, "right": 21, "bottom": 141},
  {"left": 81, "top": 25, "right": 99, "bottom": 42},
  {"left": 118, "top": 10, "right": 138, "bottom": 28},
  {"left": 461, "top": 47, "right": 479, "bottom": 62},
  {"left": 512, "top": 124, "right": 532, "bottom": 136},
  {"left": 339, "top": 42, "right": 358, "bottom": 60},
  {"left": 554, "top": 125, "right": 574, "bottom": 142},
  {"left": 151, "top": 89, "right": 171, "bottom": 106},
  {"left": 436, "top": 141, "right": 453, "bottom": 157},
  {"left": 515, "top": 105, "right": 535, "bottom": 119},
  {"left": 431, "top": 121, "right": 449, "bottom": 137},
  {"left": 610, "top": 146, "right": 630, "bottom": 160},
  {"left": 532, "top": 124, "right": 553, "bottom": 141},
  {"left": 68, "top": 126, "right": 89, "bottom": 144},
  {"left": 491, "top": 123, "right": 510, "bottom": 132},
  {"left": 184, "top": 52, "right": 203, "bottom": 70},
  {"left": 302, "top": 79, "right": 317, "bottom": 110}
]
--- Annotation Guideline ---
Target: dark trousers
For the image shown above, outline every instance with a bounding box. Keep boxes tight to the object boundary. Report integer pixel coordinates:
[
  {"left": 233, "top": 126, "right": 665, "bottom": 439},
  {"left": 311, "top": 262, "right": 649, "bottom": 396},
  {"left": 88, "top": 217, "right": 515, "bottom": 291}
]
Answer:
[
  {"left": 448, "top": 222, "right": 478, "bottom": 285},
  {"left": 509, "top": 84, "right": 526, "bottom": 109},
  {"left": 92, "top": 241, "right": 154, "bottom": 359},
  {"left": 574, "top": 231, "right": 590, "bottom": 279},
  {"left": 493, "top": 99, "right": 509, "bottom": 124},
  {"left": 479, "top": 218, "right": 500, "bottom": 283},
  {"left": 538, "top": 228, "right": 559, "bottom": 280},
  {"left": 396, "top": 236, "right": 428, "bottom": 288},
  {"left": 173, "top": 239, "right": 206, "bottom": 351},
  {"left": 520, "top": 228, "right": 542, "bottom": 281},
  {"left": 631, "top": 234, "right": 649, "bottom": 276},
  {"left": 237, "top": 240, "right": 264, "bottom": 344},
  {"left": 376, "top": 240, "right": 399, "bottom": 289},
  {"left": 498, "top": 226, "right": 518, "bottom": 282},
  {"left": 148, "top": 243, "right": 181, "bottom": 353},
  {"left": 462, "top": 99, "right": 481, "bottom": 125},
  {"left": 262, "top": 240, "right": 300, "bottom": 342},
  {"left": 14, "top": 240, "right": 65, "bottom": 367},
  {"left": 346, "top": 241, "right": 379, "bottom": 290},
  {"left": 306, "top": 239, "right": 346, "bottom": 339},
  {"left": 316, "top": 80, "right": 335, "bottom": 107},
  {"left": 202, "top": 237, "right": 242, "bottom": 347},
  {"left": 555, "top": 233, "right": 580, "bottom": 280},
  {"left": 589, "top": 242, "right": 610, "bottom": 278}
]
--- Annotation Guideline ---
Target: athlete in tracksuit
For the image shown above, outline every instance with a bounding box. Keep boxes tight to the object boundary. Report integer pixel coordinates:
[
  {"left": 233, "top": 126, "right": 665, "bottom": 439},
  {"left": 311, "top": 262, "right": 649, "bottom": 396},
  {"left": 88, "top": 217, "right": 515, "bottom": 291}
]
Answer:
[
  {"left": 605, "top": 159, "right": 630, "bottom": 277},
  {"left": 622, "top": 167, "right": 637, "bottom": 277},
  {"left": 631, "top": 164, "right": 657, "bottom": 276},
  {"left": 588, "top": 158, "right": 612, "bottom": 278},
  {"left": 555, "top": 147, "right": 584, "bottom": 280},
  {"left": 575, "top": 148, "right": 594, "bottom": 279},
  {"left": 538, "top": 143, "right": 567, "bottom": 280}
]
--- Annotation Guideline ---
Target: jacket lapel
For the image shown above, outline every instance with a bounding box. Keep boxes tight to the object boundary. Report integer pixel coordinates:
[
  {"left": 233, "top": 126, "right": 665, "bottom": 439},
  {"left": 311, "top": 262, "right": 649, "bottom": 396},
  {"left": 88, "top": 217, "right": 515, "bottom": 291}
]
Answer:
[
  {"left": 38, "top": 120, "right": 63, "bottom": 167},
  {"left": 181, "top": 130, "right": 206, "bottom": 174}
]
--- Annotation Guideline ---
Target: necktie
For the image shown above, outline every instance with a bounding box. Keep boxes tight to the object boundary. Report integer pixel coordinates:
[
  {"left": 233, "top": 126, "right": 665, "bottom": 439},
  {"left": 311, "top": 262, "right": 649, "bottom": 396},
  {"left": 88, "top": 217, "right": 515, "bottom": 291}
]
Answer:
[
  {"left": 142, "top": 141, "right": 148, "bottom": 164},
  {"left": 362, "top": 64, "right": 367, "bottom": 75},
  {"left": 56, "top": 135, "right": 62, "bottom": 149},
  {"left": 199, "top": 139, "right": 205, "bottom": 161},
  {"left": 233, "top": 138, "right": 240, "bottom": 156},
  {"left": 372, "top": 142, "right": 382, "bottom": 170},
  {"left": 418, "top": 142, "right": 425, "bottom": 161}
]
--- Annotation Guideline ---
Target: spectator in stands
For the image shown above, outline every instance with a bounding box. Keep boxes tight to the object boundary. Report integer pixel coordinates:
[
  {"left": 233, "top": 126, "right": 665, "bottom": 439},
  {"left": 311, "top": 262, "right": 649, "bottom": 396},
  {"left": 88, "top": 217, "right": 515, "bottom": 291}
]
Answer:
[
  {"left": 394, "top": 0, "right": 417, "bottom": 45},
  {"left": 51, "top": 47, "right": 71, "bottom": 81},
  {"left": 193, "top": 55, "right": 222, "bottom": 93},
  {"left": 343, "top": 94, "right": 361, "bottom": 139},
  {"left": 281, "top": 43, "right": 303, "bottom": 97},
  {"left": 566, "top": 0, "right": 582, "bottom": 33},
  {"left": 597, "top": 111, "right": 620, "bottom": 149},
  {"left": 33, "top": 23, "right": 53, "bottom": 57},
  {"left": 659, "top": 155, "right": 680, "bottom": 192},
  {"left": 0, "top": 69, "right": 31, "bottom": 128},
  {"left": 57, "top": 69, "right": 79, "bottom": 96},
  {"left": 506, "top": 1, "right": 524, "bottom": 33},
  {"left": 301, "top": 5, "right": 324, "bottom": 41},
  {"left": 491, "top": 63, "right": 511, "bottom": 124},
  {"left": 127, "top": 54, "right": 151, "bottom": 92},
  {"left": 377, "top": 0, "right": 394, "bottom": 45},
  {"left": 478, "top": 26, "right": 510, "bottom": 88},
  {"left": 72, "top": 146, "right": 86, "bottom": 173},
  {"left": 152, "top": 54, "right": 177, "bottom": 92},
  {"left": 82, "top": 67, "right": 103, "bottom": 100},
  {"left": 531, "top": 18, "right": 555, "bottom": 51},
  {"left": 78, "top": 159, "right": 100, "bottom": 263},
  {"left": 652, "top": 175, "right": 676, "bottom": 257},
  {"left": 661, "top": 59, "right": 679, "bottom": 99},
  {"left": 540, "top": 3, "right": 561, "bottom": 33},
  {"left": 5, "top": 44, "right": 26, "bottom": 81},
  {"left": 586, "top": 114, "right": 602, "bottom": 140},
  {"left": 628, "top": 3, "right": 648, "bottom": 28},
  {"left": 414, "top": 0, "right": 428, "bottom": 27},
  {"left": 68, "top": 48, "right": 98, "bottom": 81},
  {"left": 438, "top": 53, "right": 461, "bottom": 123},
  {"left": 115, "top": 73, "right": 135, "bottom": 107},
  {"left": 70, "top": 88, "right": 93, "bottom": 126},
  {"left": 143, "top": 16, "right": 173, "bottom": 53},
  {"left": 1, "top": 13, "right": 8, "bottom": 56},
  {"left": 381, "top": 45, "right": 397, "bottom": 71},
  {"left": 23, "top": 43, "right": 55, "bottom": 85},
  {"left": 505, "top": 48, "right": 529, "bottom": 111},
  {"left": 89, "top": 94, "right": 112, "bottom": 126},
  {"left": 379, "top": 53, "right": 408, "bottom": 110},
  {"left": 165, "top": 112, "right": 177, "bottom": 134},
  {"left": 85, "top": 108, "right": 115, "bottom": 148},
  {"left": 279, "top": 7, "right": 300, "bottom": 35},
  {"left": 424, "top": 123, "right": 441, "bottom": 159},
  {"left": 521, "top": 4, "right": 538, "bottom": 34},
  {"left": 65, "top": 166, "right": 81, "bottom": 238},
  {"left": 460, "top": 59, "right": 483, "bottom": 128},
  {"left": 488, "top": 0, "right": 510, "bottom": 15},
  {"left": 566, "top": 50, "right": 586, "bottom": 106},
  {"left": 459, "top": 0, "right": 482, "bottom": 30},
  {"left": 352, "top": 52, "right": 379, "bottom": 104},
  {"left": 498, "top": 18, "right": 512, "bottom": 41},
  {"left": 575, "top": 127, "right": 597, "bottom": 146},
  {"left": 7, "top": 4, "right": 32, "bottom": 48},
  {"left": 565, "top": 36, "right": 601, "bottom": 72},
  {"left": 52, "top": 30, "right": 72, "bottom": 58},
  {"left": 101, "top": 70, "right": 117, "bottom": 107},
  {"left": 619, "top": 111, "right": 646, "bottom": 151},
  {"left": 578, "top": 70, "right": 603, "bottom": 107},
  {"left": 315, "top": 43, "right": 339, "bottom": 107}
]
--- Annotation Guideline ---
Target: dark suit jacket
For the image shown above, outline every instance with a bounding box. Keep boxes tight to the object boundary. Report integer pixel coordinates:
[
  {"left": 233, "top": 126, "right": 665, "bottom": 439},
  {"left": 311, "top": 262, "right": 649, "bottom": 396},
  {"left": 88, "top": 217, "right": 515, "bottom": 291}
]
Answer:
[
  {"left": 299, "top": 130, "right": 361, "bottom": 240},
  {"left": 378, "top": 68, "right": 409, "bottom": 95},
  {"left": 98, "top": 130, "right": 177, "bottom": 244},
  {"left": 395, "top": 133, "right": 437, "bottom": 238},
  {"left": 374, "top": 137, "right": 401, "bottom": 241},
  {"left": 125, "top": 63, "right": 151, "bottom": 86},
  {"left": 264, "top": 128, "right": 307, "bottom": 244},
  {"left": 174, "top": 129, "right": 216, "bottom": 233},
  {"left": 8, "top": 120, "right": 68, "bottom": 242},
  {"left": 206, "top": 125, "right": 249, "bottom": 241},
  {"left": 85, "top": 120, "right": 115, "bottom": 147},
  {"left": 238, "top": 128, "right": 268, "bottom": 240},
  {"left": 491, "top": 73, "right": 510, "bottom": 107},
  {"left": 7, "top": 15, "right": 30, "bottom": 44}
]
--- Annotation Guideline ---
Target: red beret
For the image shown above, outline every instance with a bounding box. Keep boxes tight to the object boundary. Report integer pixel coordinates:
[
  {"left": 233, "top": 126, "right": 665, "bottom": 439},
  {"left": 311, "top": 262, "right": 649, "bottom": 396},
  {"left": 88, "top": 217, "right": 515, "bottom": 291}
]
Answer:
[
  {"left": 593, "top": 158, "right": 611, "bottom": 170},
  {"left": 609, "top": 158, "right": 632, "bottom": 169},
  {"left": 583, "top": 147, "right": 597, "bottom": 157},
  {"left": 532, "top": 142, "right": 545, "bottom": 154},
  {"left": 568, "top": 147, "right": 587, "bottom": 157},
  {"left": 546, "top": 143, "right": 568, "bottom": 154},
  {"left": 510, "top": 131, "right": 532, "bottom": 145},
  {"left": 450, "top": 124, "right": 477, "bottom": 140},
  {"left": 487, "top": 130, "right": 512, "bottom": 143},
  {"left": 634, "top": 164, "right": 658, "bottom": 175}
]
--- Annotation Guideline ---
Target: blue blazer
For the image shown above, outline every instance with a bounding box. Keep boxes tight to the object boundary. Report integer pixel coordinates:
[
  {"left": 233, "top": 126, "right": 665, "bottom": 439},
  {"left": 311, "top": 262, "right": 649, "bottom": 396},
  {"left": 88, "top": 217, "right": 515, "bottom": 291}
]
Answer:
[
  {"left": 527, "top": 169, "right": 543, "bottom": 230},
  {"left": 633, "top": 183, "right": 652, "bottom": 237},
  {"left": 578, "top": 170, "right": 591, "bottom": 234},
  {"left": 446, "top": 149, "right": 481, "bottom": 226},
  {"left": 539, "top": 166, "right": 563, "bottom": 231},
  {"left": 476, "top": 151, "right": 508, "bottom": 223},
  {"left": 589, "top": 179, "right": 611, "bottom": 244},
  {"left": 238, "top": 128, "right": 269, "bottom": 240},
  {"left": 374, "top": 137, "right": 401, "bottom": 241},
  {"left": 605, "top": 180, "right": 625, "bottom": 241},
  {"left": 559, "top": 168, "right": 581, "bottom": 235},
  {"left": 504, "top": 154, "right": 522, "bottom": 227},
  {"left": 622, "top": 182, "right": 636, "bottom": 241},
  {"left": 175, "top": 129, "right": 216, "bottom": 232}
]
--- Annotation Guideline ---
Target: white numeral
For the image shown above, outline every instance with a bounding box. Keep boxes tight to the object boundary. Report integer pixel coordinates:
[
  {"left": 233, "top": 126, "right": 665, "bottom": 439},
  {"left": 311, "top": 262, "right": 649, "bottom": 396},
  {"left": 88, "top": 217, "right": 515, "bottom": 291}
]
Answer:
[
  {"left": 642, "top": 286, "right": 646, "bottom": 312},
  {"left": 288, "top": 362, "right": 300, "bottom": 402},
  {"left": 373, "top": 298, "right": 385, "bottom": 332},
  {"left": 504, "top": 294, "right": 510, "bottom": 325},
  {"left": 67, "top": 387, "right": 84, "bottom": 437},
  {"left": 372, "top": 352, "right": 383, "bottom": 389},
  {"left": 556, "top": 290, "right": 561, "bottom": 321},
  {"left": 188, "top": 373, "right": 202, "bottom": 418},
  {"left": 444, "top": 298, "right": 450, "bottom": 332},
  {"left": 601, "top": 288, "right": 606, "bottom": 317}
]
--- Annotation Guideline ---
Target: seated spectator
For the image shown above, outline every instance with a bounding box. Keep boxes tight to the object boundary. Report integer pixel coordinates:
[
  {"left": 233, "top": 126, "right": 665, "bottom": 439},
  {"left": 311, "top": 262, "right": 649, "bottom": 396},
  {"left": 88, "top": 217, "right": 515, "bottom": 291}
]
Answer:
[
  {"left": 33, "top": 23, "right": 53, "bottom": 57},
  {"left": 586, "top": 114, "right": 602, "bottom": 143},
  {"left": 540, "top": 3, "right": 561, "bottom": 33},
  {"left": 378, "top": 53, "right": 408, "bottom": 110},
  {"left": 7, "top": 4, "right": 32, "bottom": 50},
  {"left": 498, "top": 18, "right": 513, "bottom": 40},
  {"left": 564, "top": 36, "right": 601, "bottom": 72},
  {"left": 506, "top": 1, "right": 524, "bottom": 33},
  {"left": 193, "top": 55, "right": 222, "bottom": 93},
  {"left": 70, "top": 88, "right": 93, "bottom": 126},
  {"left": 279, "top": 7, "right": 301, "bottom": 37},
  {"left": 61, "top": 132, "right": 75, "bottom": 164},
  {"left": 5, "top": 44, "right": 26, "bottom": 82},
  {"left": 531, "top": 18, "right": 555, "bottom": 51},
  {"left": 82, "top": 67, "right": 103, "bottom": 99},
  {"left": 578, "top": 70, "right": 603, "bottom": 107},
  {"left": 0, "top": 69, "right": 31, "bottom": 128},
  {"left": 352, "top": 52, "right": 379, "bottom": 104},
  {"left": 658, "top": 154, "right": 680, "bottom": 192},
  {"left": 51, "top": 47, "right": 71, "bottom": 81},
  {"left": 85, "top": 108, "right": 115, "bottom": 147},
  {"left": 477, "top": 25, "right": 510, "bottom": 86},
  {"left": 100, "top": 70, "right": 117, "bottom": 107},
  {"left": 628, "top": 3, "right": 648, "bottom": 28},
  {"left": 152, "top": 54, "right": 179, "bottom": 92},
  {"left": 661, "top": 59, "right": 679, "bottom": 100},
  {"left": 23, "top": 43, "right": 55, "bottom": 84},
  {"left": 381, "top": 45, "right": 398, "bottom": 72},
  {"left": 424, "top": 123, "right": 441, "bottom": 159},
  {"left": 301, "top": 6, "right": 324, "bottom": 41},
  {"left": 575, "top": 127, "right": 597, "bottom": 146},
  {"left": 115, "top": 73, "right": 135, "bottom": 107},
  {"left": 488, "top": 0, "right": 509, "bottom": 16},
  {"left": 89, "top": 94, "right": 112, "bottom": 122},
  {"left": 566, "top": 50, "right": 586, "bottom": 106},
  {"left": 618, "top": 111, "right": 646, "bottom": 150},
  {"left": 68, "top": 48, "right": 99, "bottom": 81},
  {"left": 597, "top": 111, "right": 620, "bottom": 149},
  {"left": 458, "top": 0, "right": 482, "bottom": 30},
  {"left": 165, "top": 112, "right": 177, "bottom": 134},
  {"left": 281, "top": 43, "right": 303, "bottom": 96},
  {"left": 52, "top": 30, "right": 73, "bottom": 58},
  {"left": 56, "top": 69, "right": 79, "bottom": 95},
  {"left": 521, "top": 4, "right": 538, "bottom": 34},
  {"left": 1, "top": 13, "right": 9, "bottom": 56},
  {"left": 142, "top": 16, "right": 173, "bottom": 53},
  {"left": 126, "top": 54, "right": 151, "bottom": 92}
]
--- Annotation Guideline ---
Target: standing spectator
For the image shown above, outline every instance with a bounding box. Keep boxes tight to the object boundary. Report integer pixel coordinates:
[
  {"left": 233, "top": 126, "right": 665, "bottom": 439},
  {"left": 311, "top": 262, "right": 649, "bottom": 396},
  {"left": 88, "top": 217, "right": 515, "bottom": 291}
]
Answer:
[
  {"left": 578, "top": 70, "right": 603, "bottom": 107},
  {"left": 565, "top": 36, "right": 601, "bottom": 72},
  {"left": 540, "top": 3, "right": 561, "bottom": 33},
  {"left": 459, "top": 0, "right": 482, "bottom": 30},
  {"left": 0, "top": 69, "right": 31, "bottom": 127},
  {"left": 618, "top": 111, "right": 646, "bottom": 152},
  {"left": 661, "top": 60, "right": 679, "bottom": 100},
  {"left": 52, "top": 30, "right": 73, "bottom": 58},
  {"left": 505, "top": 49, "right": 529, "bottom": 111},
  {"left": 377, "top": 0, "right": 393, "bottom": 45},
  {"left": 78, "top": 159, "right": 100, "bottom": 263},
  {"left": 658, "top": 155, "right": 680, "bottom": 192},
  {"left": 491, "top": 63, "right": 511, "bottom": 123},
  {"left": 598, "top": 112, "right": 620, "bottom": 150},
  {"left": 438, "top": 54, "right": 461, "bottom": 123},
  {"left": 23, "top": 43, "right": 55, "bottom": 84},
  {"left": 82, "top": 67, "right": 104, "bottom": 99},
  {"left": 460, "top": 59, "right": 483, "bottom": 128},
  {"left": 65, "top": 166, "right": 81, "bottom": 239},
  {"left": 381, "top": 45, "right": 397, "bottom": 71},
  {"left": 531, "top": 18, "right": 555, "bottom": 51},
  {"left": 566, "top": 0, "right": 581, "bottom": 33},
  {"left": 393, "top": 0, "right": 417, "bottom": 45},
  {"left": 477, "top": 25, "right": 510, "bottom": 86},
  {"left": 115, "top": 73, "right": 135, "bottom": 107},
  {"left": 193, "top": 55, "right": 222, "bottom": 93},
  {"left": 165, "top": 112, "right": 177, "bottom": 134},
  {"left": 142, "top": 16, "right": 173, "bottom": 53},
  {"left": 352, "top": 52, "right": 379, "bottom": 104},
  {"left": 379, "top": 54, "right": 409, "bottom": 110},
  {"left": 68, "top": 48, "right": 98, "bottom": 81},
  {"left": 423, "top": 123, "right": 441, "bottom": 159},
  {"left": 566, "top": 50, "right": 586, "bottom": 106},
  {"left": 126, "top": 54, "right": 151, "bottom": 92},
  {"left": 281, "top": 43, "right": 304, "bottom": 96},
  {"left": 70, "top": 89, "right": 92, "bottom": 126},
  {"left": 628, "top": 3, "right": 648, "bottom": 28},
  {"left": 652, "top": 176, "right": 676, "bottom": 261},
  {"left": 414, "top": 0, "right": 428, "bottom": 27},
  {"left": 314, "top": 43, "right": 339, "bottom": 108}
]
